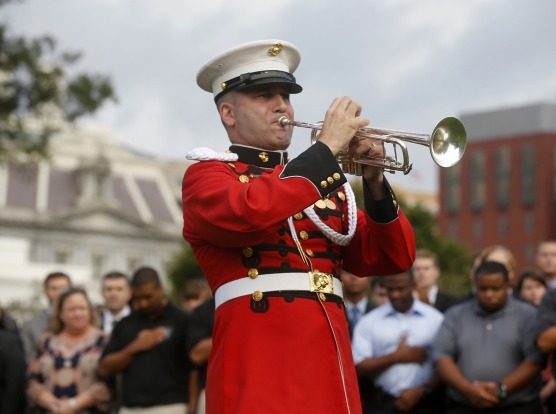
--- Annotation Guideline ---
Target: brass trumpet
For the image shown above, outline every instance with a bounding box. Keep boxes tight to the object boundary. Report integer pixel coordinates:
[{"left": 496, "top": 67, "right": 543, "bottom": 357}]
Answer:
[{"left": 278, "top": 116, "right": 467, "bottom": 176}]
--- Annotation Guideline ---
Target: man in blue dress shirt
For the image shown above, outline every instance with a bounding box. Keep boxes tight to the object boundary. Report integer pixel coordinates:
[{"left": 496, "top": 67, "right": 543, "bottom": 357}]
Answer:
[{"left": 352, "top": 270, "right": 444, "bottom": 414}]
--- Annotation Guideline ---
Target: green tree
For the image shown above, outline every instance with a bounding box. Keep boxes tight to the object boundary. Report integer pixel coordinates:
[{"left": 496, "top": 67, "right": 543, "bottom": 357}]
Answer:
[
  {"left": 403, "top": 201, "right": 472, "bottom": 296},
  {"left": 0, "top": 2, "right": 116, "bottom": 161},
  {"left": 352, "top": 178, "right": 471, "bottom": 295},
  {"left": 166, "top": 242, "right": 205, "bottom": 304}
]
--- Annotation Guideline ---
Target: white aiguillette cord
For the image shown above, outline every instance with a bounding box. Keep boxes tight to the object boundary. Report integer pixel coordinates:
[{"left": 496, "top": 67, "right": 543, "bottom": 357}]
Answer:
[
  {"left": 287, "top": 182, "right": 357, "bottom": 266},
  {"left": 302, "top": 183, "right": 357, "bottom": 246}
]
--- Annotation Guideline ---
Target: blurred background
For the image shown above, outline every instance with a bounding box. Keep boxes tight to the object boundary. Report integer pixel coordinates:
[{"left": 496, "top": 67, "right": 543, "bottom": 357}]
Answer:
[{"left": 1, "top": 0, "right": 555, "bottom": 316}]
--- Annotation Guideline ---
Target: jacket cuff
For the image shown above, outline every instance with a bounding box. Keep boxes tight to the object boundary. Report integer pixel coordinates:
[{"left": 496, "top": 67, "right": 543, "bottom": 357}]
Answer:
[
  {"left": 363, "top": 176, "right": 399, "bottom": 223},
  {"left": 280, "top": 142, "right": 347, "bottom": 197}
]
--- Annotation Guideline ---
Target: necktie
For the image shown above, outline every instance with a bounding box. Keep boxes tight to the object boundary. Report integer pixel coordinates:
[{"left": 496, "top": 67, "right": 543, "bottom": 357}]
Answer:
[{"left": 350, "top": 306, "right": 361, "bottom": 327}]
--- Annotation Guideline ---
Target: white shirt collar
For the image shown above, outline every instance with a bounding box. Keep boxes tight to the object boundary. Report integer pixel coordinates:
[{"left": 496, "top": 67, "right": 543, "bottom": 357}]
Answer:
[{"left": 103, "top": 305, "right": 131, "bottom": 334}]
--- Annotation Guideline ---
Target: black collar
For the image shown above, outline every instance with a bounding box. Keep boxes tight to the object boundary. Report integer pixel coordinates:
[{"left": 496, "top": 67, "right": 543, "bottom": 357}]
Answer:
[{"left": 229, "top": 145, "right": 288, "bottom": 168}]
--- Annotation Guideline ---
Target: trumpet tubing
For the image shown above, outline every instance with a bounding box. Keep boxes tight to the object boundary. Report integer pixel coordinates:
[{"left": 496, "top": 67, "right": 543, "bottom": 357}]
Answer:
[{"left": 278, "top": 116, "right": 467, "bottom": 176}]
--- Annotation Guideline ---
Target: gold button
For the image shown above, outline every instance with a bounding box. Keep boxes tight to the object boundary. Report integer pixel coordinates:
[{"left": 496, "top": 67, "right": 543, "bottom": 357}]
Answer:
[
  {"left": 293, "top": 212, "right": 303, "bottom": 220},
  {"left": 315, "top": 199, "right": 326, "bottom": 209},
  {"left": 333, "top": 173, "right": 341, "bottom": 181},
  {"left": 325, "top": 199, "right": 336, "bottom": 209},
  {"left": 220, "top": 82, "right": 227, "bottom": 90},
  {"left": 239, "top": 175, "right": 250, "bottom": 183},
  {"left": 248, "top": 268, "right": 259, "bottom": 279},
  {"left": 393, "top": 200, "right": 398, "bottom": 207},
  {"left": 252, "top": 291, "right": 263, "bottom": 301},
  {"left": 306, "top": 249, "right": 314, "bottom": 257},
  {"left": 327, "top": 176, "right": 334, "bottom": 184},
  {"left": 319, "top": 292, "right": 327, "bottom": 301},
  {"left": 320, "top": 181, "right": 328, "bottom": 188},
  {"left": 338, "top": 191, "right": 346, "bottom": 201},
  {"left": 299, "top": 231, "right": 309, "bottom": 240},
  {"left": 243, "top": 247, "right": 254, "bottom": 257}
]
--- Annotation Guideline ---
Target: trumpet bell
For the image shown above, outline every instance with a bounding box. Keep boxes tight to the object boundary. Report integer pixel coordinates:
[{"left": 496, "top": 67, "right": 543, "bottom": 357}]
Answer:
[{"left": 430, "top": 117, "right": 467, "bottom": 168}]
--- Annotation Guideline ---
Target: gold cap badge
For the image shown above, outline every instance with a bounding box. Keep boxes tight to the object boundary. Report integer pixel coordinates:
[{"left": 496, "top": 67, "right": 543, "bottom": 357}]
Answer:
[{"left": 267, "top": 43, "right": 284, "bottom": 56}]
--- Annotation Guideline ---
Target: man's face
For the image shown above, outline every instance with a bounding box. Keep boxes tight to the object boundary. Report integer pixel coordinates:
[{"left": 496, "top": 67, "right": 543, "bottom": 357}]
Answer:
[
  {"left": 386, "top": 273, "right": 414, "bottom": 313},
  {"left": 102, "top": 278, "right": 132, "bottom": 314},
  {"left": 412, "top": 257, "right": 439, "bottom": 290},
  {"left": 371, "top": 285, "right": 388, "bottom": 306},
  {"left": 476, "top": 272, "right": 509, "bottom": 313},
  {"left": 45, "top": 276, "right": 71, "bottom": 305},
  {"left": 132, "top": 283, "right": 166, "bottom": 318},
  {"left": 220, "top": 84, "right": 294, "bottom": 151},
  {"left": 536, "top": 242, "right": 556, "bottom": 276},
  {"left": 341, "top": 271, "right": 370, "bottom": 296}
]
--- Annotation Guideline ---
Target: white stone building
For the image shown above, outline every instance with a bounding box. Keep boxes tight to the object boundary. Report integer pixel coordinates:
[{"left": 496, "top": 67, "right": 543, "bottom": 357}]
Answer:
[{"left": 0, "top": 125, "right": 185, "bottom": 309}]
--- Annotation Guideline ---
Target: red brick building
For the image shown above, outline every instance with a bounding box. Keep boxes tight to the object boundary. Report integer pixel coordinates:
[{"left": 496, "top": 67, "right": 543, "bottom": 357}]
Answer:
[{"left": 438, "top": 102, "right": 556, "bottom": 270}]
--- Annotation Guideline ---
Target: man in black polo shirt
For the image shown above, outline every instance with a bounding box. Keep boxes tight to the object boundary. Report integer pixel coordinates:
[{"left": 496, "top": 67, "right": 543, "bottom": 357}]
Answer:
[{"left": 98, "top": 267, "right": 189, "bottom": 414}]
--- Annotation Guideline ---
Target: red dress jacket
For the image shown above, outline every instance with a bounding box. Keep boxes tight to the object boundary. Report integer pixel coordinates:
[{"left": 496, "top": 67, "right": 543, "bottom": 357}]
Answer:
[{"left": 182, "top": 142, "right": 415, "bottom": 414}]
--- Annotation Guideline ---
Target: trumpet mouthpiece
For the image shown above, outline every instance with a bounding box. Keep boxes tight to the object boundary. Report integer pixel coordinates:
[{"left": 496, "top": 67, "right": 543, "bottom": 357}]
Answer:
[{"left": 278, "top": 116, "right": 291, "bottom": 127}]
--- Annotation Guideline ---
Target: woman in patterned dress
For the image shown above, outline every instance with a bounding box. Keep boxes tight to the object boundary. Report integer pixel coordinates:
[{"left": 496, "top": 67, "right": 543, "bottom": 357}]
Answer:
[{"left": 27, "top": 287, "right": 110, "bottom": 413}]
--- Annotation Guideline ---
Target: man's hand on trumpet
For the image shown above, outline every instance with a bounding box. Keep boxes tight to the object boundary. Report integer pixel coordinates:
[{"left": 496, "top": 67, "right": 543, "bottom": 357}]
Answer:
[
  {"left": 317, "top": 96, "right": 369, "bottom": 156},
  {"left": 348, "top": 135, "right": 388, "bottom": 198}
]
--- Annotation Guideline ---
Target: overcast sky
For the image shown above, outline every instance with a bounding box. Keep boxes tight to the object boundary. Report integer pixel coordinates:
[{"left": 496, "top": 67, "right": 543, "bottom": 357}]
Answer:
[{"left": 4, "top": 0, "right": 556, "bottom": 193}]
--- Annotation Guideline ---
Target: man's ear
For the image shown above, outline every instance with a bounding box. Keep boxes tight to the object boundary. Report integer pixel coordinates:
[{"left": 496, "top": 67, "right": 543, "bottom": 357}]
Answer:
[{"left": 219, "top": 100, "right": 235, "bottom": 127}]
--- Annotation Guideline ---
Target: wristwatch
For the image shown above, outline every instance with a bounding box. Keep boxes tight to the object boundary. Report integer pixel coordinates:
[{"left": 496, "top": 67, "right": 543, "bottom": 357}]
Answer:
[{"left": 495, "top": 382, "right": 508, "bottom": 400}]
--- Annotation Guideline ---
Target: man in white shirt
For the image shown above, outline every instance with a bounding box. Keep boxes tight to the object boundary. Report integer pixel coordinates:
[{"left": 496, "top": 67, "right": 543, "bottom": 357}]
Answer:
[
  {"left": 342, "top": 269, "right": 373, "bottom": 339},
  {"left": 352, "top": 271, "right": 444, "bottom": 414},
  {"left": 100, "top": 271, "right": 132, "bottom": 335}
]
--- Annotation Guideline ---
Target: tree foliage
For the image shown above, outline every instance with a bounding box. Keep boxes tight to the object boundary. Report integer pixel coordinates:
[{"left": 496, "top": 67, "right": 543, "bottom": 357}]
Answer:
[
  {"left": 402, "top": 201, "right": 472, "bottom": 296},
  {"left": 352, "top": 179, "right": 472, "bottom": 296},
  {"left": 0, "top": 5, "right": 117, "bottom": 161},
  {"left": 166, "top": 242, "right": 205, "bottom": 303}
]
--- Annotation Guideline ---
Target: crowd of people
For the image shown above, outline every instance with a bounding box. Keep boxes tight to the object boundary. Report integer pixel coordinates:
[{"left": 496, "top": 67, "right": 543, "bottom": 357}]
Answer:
[
  {"left": 0, "top": 268, "right": 213, "bottom": 414},
  {"left": 347, "top": 241, "right": 556, "bottom": 414},
  {"left": 1, "top": 241, "right": 556, "bottom": 414}
]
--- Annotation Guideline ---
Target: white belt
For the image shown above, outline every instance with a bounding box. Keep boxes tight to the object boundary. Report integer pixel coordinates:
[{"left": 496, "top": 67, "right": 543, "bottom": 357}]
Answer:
[{"left": 214, "top": 272, "right": 343, "bottom": 309}]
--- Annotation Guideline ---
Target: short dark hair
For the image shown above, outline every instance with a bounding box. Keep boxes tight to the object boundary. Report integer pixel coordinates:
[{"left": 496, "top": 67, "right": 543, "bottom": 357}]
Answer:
[
  {"left": 44, "top": 272, "right": 71, "bottom": 288},
  {"left": 516, "top": 269, "right": 547, "bottom": 294},
  {"left": 102, "top": 271, "right": 130, "bottom": 287},
  {"left": 370, "top": 276, "right": 387, "bottom": 289},
  {"left": 385, "top": 270, "right": 414, "bottom": 286},
  {"left": 181, "top": 279, "right": 210, "bottom": 300},
  {"left": 131, "top": 267, "right": 161, "bottom": 288},
  {"left": 474, "top": 261, "right": 509, "bottom": 281}
]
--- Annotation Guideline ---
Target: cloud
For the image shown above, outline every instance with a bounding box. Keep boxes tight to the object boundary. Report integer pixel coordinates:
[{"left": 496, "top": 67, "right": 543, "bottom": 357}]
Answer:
[{"left": 4, "top": 0, "right": 556, "bottom": 193}]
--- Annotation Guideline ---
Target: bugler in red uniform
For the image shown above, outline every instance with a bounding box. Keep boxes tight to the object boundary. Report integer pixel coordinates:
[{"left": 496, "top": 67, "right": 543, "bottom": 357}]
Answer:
[{"left": 183, "top": 39, "right": 415, "bottom": 414}]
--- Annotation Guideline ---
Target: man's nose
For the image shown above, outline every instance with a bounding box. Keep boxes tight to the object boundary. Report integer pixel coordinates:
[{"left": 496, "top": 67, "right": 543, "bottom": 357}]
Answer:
[{"left": 273, "top": 95, "right": 288, "bottom": 111}]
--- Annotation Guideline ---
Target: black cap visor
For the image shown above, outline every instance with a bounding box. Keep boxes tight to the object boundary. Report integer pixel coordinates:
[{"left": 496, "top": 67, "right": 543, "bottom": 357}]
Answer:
[{"left": 215, "top": 70, "right": 302, "bottom": 102}]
